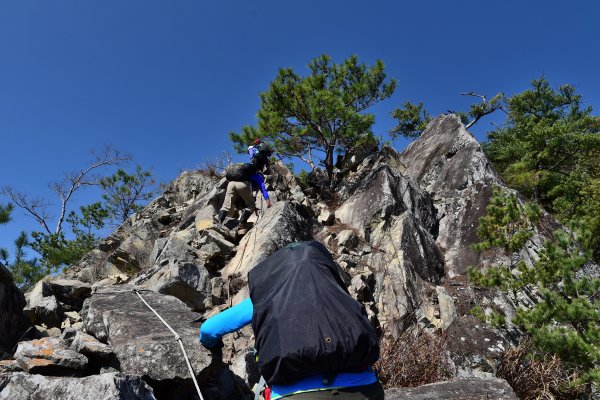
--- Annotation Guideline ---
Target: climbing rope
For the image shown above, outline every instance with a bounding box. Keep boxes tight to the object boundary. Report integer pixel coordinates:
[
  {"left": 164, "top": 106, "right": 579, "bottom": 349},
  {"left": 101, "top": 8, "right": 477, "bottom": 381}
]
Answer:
[
  {"left": 134, "top": 289, "right": 205, "bottom": 400},
  {"left": 254, "top": 376, "right": 267, "bottom": 400}
]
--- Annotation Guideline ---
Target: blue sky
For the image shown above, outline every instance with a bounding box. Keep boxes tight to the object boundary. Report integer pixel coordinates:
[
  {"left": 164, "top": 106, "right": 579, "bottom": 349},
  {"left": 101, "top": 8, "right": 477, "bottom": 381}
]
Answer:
[{"left": 1, "top": 0, "right": 599, "bottom": 255}]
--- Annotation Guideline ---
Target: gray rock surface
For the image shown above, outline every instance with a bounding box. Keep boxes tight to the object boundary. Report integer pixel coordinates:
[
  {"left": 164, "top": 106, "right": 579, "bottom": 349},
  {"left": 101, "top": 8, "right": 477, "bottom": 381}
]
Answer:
[
  {"left": 401, "top": 115, "right": 501, "bottom": 277},
  {"left": 0, "top": 372, "right": 156, "bottom": 400},
  {"left": 81, "top": 287, "right": 214, "bottom": 382},
  {"left": 132, "top": 234, "right": 212, "bottom": 311},
  {"left": 386, "top": 377, "right": 518, "bottom": 399},
  {"left": 221, "top": 201, "right": 312, "bottom": 283},
  {"left": 0, "top": 360, "right": 21, "bottom": 374},
  {"left": 366, "top": 212, "right": 445, "bottom": 334},
  {"left": 14, "top": 337, "right": 88, "bottom": 373},
  {"left": 45, "top": 279, "right": 92, "bottom": 309},
  {"left": 70, "top": 331, "right": 114, "bottom": 358},
  {"left": 335, "top": 161, "right": 437, "bottom": 240},
  {"left": 25, "top": 294, "right": 64, "bottom": 328},
  {"left": 0, "top": 263, "right": 28, "bottom": 358}
]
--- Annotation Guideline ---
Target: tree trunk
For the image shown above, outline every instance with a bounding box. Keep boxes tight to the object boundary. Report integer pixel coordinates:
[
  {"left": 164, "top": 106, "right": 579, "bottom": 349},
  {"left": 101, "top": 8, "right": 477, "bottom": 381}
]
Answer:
[{"left": 325, "top": 144, "right": 335, "bottom": 185}]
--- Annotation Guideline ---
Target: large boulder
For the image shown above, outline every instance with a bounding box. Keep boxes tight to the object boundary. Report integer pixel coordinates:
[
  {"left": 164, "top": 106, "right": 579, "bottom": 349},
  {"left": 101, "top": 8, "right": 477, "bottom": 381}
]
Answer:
[
  {"left": 70, "top": 331, "right": 113, "bottom": 359},
  {"left": 0, "top": 263, "right": 29, "bottom": 358},
  {"left": 366, "top": 213, "right": 445, "bottom": 335},
  {"left": 132, "top": 232, "right": 212, "bottom": 311},
  {"left": 220, "top": 201, "right": 312, "bottom": 283},
  {"left": 23, "top": 280, "right": 64, "bottom": 328},
  {"left": 401, "top": 115, "right": 499, "bottom": 277},
  {"left": 81, "top": 286, "right": 215, "bottom": 382},
  {"left": 45, "top": 279, "right": 92, "bottom": 309},
  {"left": 0, "top": 372, "right": 156, "bottom": 400},
  {"left": 13, "top": 337, "right": 88, "bottom": 374},
  {"left": 385, "top": 377, "right": 517, "bottom": 399}
]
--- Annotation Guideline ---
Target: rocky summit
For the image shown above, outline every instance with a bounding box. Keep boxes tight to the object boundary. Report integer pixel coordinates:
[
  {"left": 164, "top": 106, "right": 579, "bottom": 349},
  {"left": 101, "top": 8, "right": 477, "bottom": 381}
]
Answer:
[{"left": 1, "top": 114, "right": 576, "bottom": 399}]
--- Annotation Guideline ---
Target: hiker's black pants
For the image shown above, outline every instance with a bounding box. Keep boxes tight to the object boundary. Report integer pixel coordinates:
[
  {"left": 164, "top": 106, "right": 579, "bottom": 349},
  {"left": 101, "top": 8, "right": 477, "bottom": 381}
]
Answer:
[{"left": 280, "top": 381, "right": 384, "bottom": 400}]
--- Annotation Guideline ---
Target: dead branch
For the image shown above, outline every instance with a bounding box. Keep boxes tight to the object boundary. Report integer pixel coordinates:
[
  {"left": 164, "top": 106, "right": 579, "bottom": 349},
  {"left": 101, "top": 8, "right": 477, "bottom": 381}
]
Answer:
[
  {"left": 51, "top": 145, "right": 130, "bottom": 235},
  {"left": 461, "top": 91, "right": 486, "bottom": 103},
  {"left": 1, "top": 186, "right": 53, "bottom": 234},
  {"left": 3, "top": 145, "right": 130, "bottom": 236}
]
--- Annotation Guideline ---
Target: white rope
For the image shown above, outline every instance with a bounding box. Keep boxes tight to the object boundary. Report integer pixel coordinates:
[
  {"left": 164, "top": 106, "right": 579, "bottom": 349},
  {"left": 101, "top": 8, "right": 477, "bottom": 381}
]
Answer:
[
  {"left": 254, "top": 376, "right": 266, "bottom": 400},
  {"left": 134, "top": 290, "right": 204, "bottom": 400}
]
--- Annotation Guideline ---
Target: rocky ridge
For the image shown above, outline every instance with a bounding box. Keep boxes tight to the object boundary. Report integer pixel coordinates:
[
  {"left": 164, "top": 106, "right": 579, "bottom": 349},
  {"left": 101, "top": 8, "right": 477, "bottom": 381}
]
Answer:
[{"left": 0, "top": 115, "right": 572, "bottom": 399}]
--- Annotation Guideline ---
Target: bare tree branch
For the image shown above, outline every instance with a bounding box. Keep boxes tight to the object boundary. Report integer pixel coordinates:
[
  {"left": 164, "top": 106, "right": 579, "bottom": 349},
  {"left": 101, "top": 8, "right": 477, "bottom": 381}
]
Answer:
[
  {"left": 3, "top": 145, "right": 131, "bottom": 236},
  {"left": 1, "top": 186, "right": 53, "bottom": 234},
  {"left": 51, "top": 145, "right": 130, "bottom": 235},
  {"left": 461, "top": 92, "right": 487, "bottom": 103}
]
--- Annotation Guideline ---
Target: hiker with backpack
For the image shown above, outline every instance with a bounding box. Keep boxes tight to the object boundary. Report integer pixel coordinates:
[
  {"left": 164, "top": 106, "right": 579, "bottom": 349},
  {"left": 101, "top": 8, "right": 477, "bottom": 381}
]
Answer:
[
  {"left": 248, "top": 138, "right": 272, "bottom": 171},
  {"left": 199, "top": 241, "right": 384, "bottom": 400},
  {"left": 215, "top": 161, "right": 272, "bottom": 226}
]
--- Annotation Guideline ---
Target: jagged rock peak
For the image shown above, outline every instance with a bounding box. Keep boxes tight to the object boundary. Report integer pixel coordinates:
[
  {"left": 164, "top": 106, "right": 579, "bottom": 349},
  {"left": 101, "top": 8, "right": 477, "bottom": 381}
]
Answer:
[{"left": 3, "top": 120, "right": 571, "bottom": 399}]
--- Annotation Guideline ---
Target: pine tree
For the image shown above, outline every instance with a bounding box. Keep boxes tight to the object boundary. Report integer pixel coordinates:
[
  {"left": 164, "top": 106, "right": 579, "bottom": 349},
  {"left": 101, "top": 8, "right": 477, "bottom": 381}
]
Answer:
[
  {"left": 484, "top": 78, "right": 600, "bottom": 260},
  {"left": 100, "top": 166, "right": 155, "bottom": 225},
  {"left": 230, "top": 54, "right": 396, "bottom": 184},
  {"left": 469, "top": 187, "right": 600, "bottom": 386},
  {"left": 0, "top": 232, "right": 44, "bottom": 291},
  {"left": 390, "top": 101, "right": 431, "bottom": 139}
]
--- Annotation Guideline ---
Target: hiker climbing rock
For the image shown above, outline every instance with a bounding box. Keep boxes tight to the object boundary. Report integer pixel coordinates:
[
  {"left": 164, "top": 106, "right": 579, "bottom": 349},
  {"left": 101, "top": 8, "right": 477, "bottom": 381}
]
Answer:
[
  {"left": 247, "top": 138, "right": 272, "bottom": 172},
  {"left": 199, "top": 241, "right": 384, "bottom": 400},
  {"left": 215, "top": 162, "right": 272, "bottom": 227}
]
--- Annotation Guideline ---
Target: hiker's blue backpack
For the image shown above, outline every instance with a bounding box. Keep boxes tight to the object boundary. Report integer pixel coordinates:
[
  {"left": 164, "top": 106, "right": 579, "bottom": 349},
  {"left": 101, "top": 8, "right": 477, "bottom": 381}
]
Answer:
[{"left": 248, "top": 241, "right": 379, "bottom": 385}]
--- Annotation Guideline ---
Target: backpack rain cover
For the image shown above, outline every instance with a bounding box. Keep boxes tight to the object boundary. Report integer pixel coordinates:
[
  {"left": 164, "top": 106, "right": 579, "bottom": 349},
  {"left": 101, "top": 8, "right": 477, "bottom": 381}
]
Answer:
[
  {"left": 248, "top": 241, "right": 379, "bottom": 385},
  {"left": 225, "top": 162, "right": 257, "bottom": 182}
]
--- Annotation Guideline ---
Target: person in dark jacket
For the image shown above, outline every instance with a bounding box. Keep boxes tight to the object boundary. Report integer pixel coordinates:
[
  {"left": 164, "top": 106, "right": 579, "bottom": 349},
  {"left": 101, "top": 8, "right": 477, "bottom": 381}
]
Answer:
[
  {"left": 215, "top": 169, "right": 271, "bottom": 226},
  {"left": 199, "top": 241, "right": 384, "bottom": 400},
  {"left": 248, "top": 138, "right": 272, "bottom": 171}
]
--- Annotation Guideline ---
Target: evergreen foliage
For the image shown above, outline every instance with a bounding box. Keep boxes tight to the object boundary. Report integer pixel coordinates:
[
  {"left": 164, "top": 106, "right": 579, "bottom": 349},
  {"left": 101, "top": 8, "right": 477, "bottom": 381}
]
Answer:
[
  {"left": 390, "top": 101, "right": 431, "bottom": 139},
  {"left": 0, "top": 232, "right": 44, "bottom": 290},
  {"left": 390, "top": 92, "right": 506, "bottom": 139},
  {"left": 230, "top": 54, "right": 396, "bottom": 183},
  {"left": 484, "top": 77, "right": 600, "bottom": 260},
  {"left": 0, "top": 202, "right": 13, "bottom": 224},
  {"left": 469, "top": 187, "right": 600, "bottom": 386},
  {"left": 100, "top": 166, "right": 155, "bottom": 224},
  {"left": 30, "top": 202, "right": 109, "bottom": 273}
]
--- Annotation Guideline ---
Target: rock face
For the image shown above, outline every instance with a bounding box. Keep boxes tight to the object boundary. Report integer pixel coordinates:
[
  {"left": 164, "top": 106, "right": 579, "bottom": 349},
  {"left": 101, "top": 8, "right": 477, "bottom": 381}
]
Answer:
[
  {"left": 81, "top": 286, "right": 213, "bottom": 381},
  {"left": 385, "top": 377, "right": 518, "bottom": 399},
  {"left": 0, "top": 372, "right": 156, "bottom": 400},
  {"left": 220, "top": 201, "right": 312, "bottom": 284},
  {"left": 335, "top": 147, "right": 437, "bottom": 240},
  {"left": 398, "top": 115, "right": 559, "bottom": 372},
  {"left": 401, "top": 115, "right": 502, "bottom": 277},
  {"left": 2, "top": 116, "right": 586, "bottom": 398},
  {"left": 0, "top": 263, "right": 28, "bottom": 359}
]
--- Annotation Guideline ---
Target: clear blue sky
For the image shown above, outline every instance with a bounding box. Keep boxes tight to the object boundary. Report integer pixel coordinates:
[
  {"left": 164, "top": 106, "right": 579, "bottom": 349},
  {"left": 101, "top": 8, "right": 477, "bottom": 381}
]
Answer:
[{"left": 1, "top": 0, "right": 599, "bottom": 255}]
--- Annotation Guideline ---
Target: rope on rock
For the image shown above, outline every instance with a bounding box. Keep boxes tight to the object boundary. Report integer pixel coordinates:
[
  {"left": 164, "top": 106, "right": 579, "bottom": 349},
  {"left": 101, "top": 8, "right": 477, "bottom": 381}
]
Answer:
[{"left": 134, "top": 289, "right": 205, "bottom": 400}]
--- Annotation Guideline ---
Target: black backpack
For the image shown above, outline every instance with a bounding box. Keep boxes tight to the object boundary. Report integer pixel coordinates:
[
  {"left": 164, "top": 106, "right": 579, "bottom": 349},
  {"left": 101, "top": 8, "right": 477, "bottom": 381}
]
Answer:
[
  {"left": 251, "top": 143, "right": 272, "bottom": 170},
  {"left": 225, "top": 163, "right": 257, "bottom": 182},
  {"left": 248, "top": 241, "right": 379, "bottom": 385},
  {"left": 254, "top": 142, "right": 272, "bottom": 158}
]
